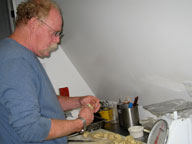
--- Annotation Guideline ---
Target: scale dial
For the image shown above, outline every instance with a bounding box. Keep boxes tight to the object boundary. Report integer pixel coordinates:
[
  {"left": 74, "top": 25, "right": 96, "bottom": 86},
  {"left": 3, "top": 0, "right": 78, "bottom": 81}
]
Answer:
[{"left": 147, "top": 119, "right": 168, "bottom": 144}]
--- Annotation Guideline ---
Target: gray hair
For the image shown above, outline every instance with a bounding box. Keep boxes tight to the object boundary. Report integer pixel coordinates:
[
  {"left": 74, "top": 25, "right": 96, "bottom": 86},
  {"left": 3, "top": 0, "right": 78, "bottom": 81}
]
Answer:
[{"left": 16, "top": 0, "right": 59, "bottom": 26}]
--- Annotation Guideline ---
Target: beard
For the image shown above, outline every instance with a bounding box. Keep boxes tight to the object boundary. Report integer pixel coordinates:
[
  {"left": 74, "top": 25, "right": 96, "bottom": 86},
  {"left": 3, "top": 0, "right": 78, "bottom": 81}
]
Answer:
[
  {"left": 48, "top": 43, "right": 58, "bottom": 52},
  {"left": 39, "top": 43, "right": 58, "bottom": 58}
]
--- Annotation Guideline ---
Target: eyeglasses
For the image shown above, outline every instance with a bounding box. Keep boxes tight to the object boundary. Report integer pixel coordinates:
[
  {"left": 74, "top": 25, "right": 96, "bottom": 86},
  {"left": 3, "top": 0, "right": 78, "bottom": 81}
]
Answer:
[{"left": 38, "top": 19, "right": 64, "bottom": 39}]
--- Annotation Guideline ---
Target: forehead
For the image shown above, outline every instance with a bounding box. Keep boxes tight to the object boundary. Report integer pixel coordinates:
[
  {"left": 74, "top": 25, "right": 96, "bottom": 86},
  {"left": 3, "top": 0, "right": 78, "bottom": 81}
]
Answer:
[{"left": 45, "top": 7, "right": 63, "bottom": 30}]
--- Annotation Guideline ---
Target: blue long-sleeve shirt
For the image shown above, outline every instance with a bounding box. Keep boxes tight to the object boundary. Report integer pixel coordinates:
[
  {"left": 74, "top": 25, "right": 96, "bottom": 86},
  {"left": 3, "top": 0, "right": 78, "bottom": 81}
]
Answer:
[{"left": 0, "top": 38, "right": 67, "bottom": 144}]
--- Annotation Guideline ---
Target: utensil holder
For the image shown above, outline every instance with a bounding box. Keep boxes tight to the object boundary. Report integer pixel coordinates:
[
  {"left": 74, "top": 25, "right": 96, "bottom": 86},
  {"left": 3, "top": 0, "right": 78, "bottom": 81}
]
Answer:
[{"left": 119, "top": 105, "right": 139, "bottom": 129}]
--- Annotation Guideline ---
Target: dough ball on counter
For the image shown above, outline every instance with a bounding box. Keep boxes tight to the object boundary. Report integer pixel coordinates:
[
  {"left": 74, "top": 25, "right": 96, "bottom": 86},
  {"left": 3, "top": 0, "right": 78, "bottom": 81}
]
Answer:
[
  {"left": 114, "top": 133, "right": 123, "bottom": 141},
  {"left": 82, "top": 131, "right": 90, "bottom": 138},
  {"left": 91, "top": 131, "right": 105, "bottom": 139},
  {"left": 103, "top": 132, "right": 109, "bottom": 138},
  {"left": 108, "top": 134, "right": 115, "bottom": 140},
  {"left": 113, "top": 141, "right": 119, "bottom": 144}
]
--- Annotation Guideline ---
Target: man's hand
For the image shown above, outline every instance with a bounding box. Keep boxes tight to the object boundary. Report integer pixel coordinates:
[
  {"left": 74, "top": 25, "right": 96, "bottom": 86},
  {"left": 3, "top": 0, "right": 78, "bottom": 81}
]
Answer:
[
  {"left": 79, "top": 95, "right": 100, "bottom": 113},
  {"left": 78, "top": 106, "right": 94, "bottom": 126}
]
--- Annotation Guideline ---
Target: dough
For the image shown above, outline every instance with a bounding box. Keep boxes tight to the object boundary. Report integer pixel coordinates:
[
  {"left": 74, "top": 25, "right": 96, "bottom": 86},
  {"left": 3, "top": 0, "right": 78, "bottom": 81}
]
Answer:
[
  {"left": 114, "top": 133, "right": 122, "bottom": 141},
  {"left": 82, "top": 131, "right": 90, "bottom": 138},
  {"left": 108, "top": 134, "right": 115, "bottom": 140},
  {"left": 87, "top": 103, "right": 94, "bottom": 110},
  {"left": 84, "top": 130, "right": 143, "bottom": 144}
]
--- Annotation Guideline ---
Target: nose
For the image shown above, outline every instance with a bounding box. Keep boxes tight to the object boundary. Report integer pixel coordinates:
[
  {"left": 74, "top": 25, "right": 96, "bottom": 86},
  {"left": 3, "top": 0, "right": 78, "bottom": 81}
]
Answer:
[{"left": 53, "top": 36, "right": 60, "bottom": 43}]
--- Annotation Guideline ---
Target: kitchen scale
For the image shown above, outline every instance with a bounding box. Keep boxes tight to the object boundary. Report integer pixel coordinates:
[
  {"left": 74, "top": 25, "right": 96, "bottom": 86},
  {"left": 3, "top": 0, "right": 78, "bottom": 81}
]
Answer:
[
  {"left": 147, "top": 119, "right": 168, "bottom": 144},
  {"left": 143, "top": 99, "right": 192, "bottom": 144}
]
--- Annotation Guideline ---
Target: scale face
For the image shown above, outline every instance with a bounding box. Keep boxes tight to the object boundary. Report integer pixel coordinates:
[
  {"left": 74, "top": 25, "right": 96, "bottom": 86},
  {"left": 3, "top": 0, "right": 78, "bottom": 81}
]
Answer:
[{"left": 147, "top": 119, "right": 169, "bottom": 144}]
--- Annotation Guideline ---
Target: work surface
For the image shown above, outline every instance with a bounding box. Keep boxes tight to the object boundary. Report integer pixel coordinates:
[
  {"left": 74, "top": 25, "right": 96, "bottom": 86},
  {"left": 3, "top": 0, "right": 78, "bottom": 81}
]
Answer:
[{"left": 68, "top": 129, "right": 145, "bottom": 144}]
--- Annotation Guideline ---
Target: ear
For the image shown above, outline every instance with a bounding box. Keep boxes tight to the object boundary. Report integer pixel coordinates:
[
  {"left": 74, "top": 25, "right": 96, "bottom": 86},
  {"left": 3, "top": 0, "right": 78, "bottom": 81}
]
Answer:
[{"left": 28, "top": 17, "right": 38, "bottom": 30}]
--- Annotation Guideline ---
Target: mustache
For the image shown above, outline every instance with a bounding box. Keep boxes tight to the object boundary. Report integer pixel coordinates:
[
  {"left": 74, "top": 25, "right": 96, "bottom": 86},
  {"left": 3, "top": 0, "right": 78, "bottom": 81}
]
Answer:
[{"left": 49, "top": 43, "right": 58, "bottom": 51}]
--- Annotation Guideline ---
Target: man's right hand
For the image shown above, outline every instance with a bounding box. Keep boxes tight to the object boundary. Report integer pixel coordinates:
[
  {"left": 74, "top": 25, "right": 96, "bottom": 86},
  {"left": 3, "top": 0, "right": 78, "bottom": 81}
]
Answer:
[{"left": 78, "top": 106, "right": 94, "bottom": 126}]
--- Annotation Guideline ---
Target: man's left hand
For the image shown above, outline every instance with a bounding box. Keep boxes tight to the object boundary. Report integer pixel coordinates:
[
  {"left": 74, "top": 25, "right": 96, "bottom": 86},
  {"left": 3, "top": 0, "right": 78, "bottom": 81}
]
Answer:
[{"left": 79, "top": 95, "right": 100, "bottom": 113}]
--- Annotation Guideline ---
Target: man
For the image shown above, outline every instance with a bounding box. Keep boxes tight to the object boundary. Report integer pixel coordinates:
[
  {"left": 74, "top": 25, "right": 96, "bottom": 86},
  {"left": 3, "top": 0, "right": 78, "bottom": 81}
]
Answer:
[{"left": 0, "top": 0, "right": 100, "bottom": 143}]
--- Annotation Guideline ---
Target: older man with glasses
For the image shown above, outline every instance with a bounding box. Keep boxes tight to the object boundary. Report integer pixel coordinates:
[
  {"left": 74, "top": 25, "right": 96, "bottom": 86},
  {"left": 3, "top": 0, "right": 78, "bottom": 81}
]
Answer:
[{"left": 0, "top": 0, "right": 100, "bottom": 144}]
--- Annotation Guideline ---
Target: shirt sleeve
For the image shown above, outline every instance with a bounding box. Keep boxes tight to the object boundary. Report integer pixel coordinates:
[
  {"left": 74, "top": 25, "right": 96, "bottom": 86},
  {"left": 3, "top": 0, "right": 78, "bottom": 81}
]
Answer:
[{"left": 0, "top": 58, "right": 51, "bottom": 142}]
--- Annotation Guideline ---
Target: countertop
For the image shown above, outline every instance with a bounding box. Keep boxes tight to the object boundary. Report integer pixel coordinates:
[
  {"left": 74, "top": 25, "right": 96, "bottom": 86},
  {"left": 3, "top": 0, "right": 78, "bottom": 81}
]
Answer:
[
  {"left": 68, "top": 129, "right": 146, "bottom": 144},
  {"left": 68, "top": 121, "right": 148, "bottom": 143},
  {"left": 103, "top": 122, "right": 148, "bottom": 143}
]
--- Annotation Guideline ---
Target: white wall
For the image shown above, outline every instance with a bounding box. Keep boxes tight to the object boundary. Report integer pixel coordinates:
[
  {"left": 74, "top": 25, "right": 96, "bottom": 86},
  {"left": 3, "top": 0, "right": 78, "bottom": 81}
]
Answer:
[
  {"left": 39, "top": 47, "right": 94, "bottom": 96},
  {"left": 58, "top": 0, "right": 192, "bottom": 105}
]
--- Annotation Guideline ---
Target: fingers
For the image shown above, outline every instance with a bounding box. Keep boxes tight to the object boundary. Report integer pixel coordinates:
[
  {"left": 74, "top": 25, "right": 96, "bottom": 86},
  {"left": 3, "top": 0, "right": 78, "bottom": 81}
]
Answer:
[
  {"left": 79, "top": 107, "right": 94, "bottom": 125},
  {"left": 94, "top": 103, "right": 101, "bottom": 113},
  {"left": 87, "top": 103, "right": 94, "bottom": 110},
  {"left": 80, "top": 95, "right": 100, "bottom": 113},
  {"left": 88, "top": 102, "right": 100, "bottom": 113},
  {"left": 91, "top": 98, "right": 100, "bottom": 113}
]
